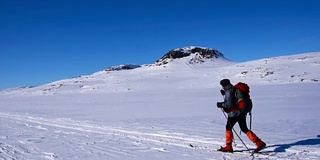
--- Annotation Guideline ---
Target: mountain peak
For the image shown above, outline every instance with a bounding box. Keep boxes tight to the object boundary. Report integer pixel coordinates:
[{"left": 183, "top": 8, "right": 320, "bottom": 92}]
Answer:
[{"left": 155, "top": 46, "right": 226, "bottom": 66}]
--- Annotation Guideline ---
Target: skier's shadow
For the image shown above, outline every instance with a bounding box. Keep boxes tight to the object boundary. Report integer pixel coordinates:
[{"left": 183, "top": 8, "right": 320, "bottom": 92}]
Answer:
[{"left": 269, "top": 135, "right": 320, "bottom": 152}]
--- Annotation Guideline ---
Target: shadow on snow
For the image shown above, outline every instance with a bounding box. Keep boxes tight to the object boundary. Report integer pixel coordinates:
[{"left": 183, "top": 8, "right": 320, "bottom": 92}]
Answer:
[{"left": 269, "top": 135, "right": 320, "bottom": 152}]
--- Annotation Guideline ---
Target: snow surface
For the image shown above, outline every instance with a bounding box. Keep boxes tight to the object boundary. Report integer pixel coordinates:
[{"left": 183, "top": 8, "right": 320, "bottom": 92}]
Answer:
[{"left": 0, "top": 52, "right": 320, "bottom": 160}]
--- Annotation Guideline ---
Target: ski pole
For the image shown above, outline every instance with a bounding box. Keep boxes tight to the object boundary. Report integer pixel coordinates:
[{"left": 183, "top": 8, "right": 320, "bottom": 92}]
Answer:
[{"left": 249, "top": 112, "right": 252, "bottom": 130}]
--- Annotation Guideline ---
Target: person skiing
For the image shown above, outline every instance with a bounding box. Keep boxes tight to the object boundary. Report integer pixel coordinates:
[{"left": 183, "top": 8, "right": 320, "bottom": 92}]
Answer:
[{"left": 217, "top": 79, "right": 266, "bottom": 153}]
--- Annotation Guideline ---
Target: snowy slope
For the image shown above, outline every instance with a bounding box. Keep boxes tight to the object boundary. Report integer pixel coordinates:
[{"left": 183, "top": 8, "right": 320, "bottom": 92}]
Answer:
[{"left": 0, "top": 50, "right": 320, "bottom": 160}]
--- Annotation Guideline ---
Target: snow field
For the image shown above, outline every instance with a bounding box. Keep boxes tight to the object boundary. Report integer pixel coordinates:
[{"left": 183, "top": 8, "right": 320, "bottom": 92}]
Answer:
[{"left": 1, "top": 52, "right": 320, "bottom": 159}]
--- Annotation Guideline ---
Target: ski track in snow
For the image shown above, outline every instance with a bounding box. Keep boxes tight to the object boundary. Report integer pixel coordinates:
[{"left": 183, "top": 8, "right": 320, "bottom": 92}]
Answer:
[{"left": 1, "top": 112, "right": 319, "bottom": 160}]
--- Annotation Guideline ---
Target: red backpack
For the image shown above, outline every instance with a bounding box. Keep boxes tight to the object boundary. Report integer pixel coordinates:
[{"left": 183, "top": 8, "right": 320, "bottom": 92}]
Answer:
[{"left": 234, "top": 82, "right": 252, "bottom": 114}]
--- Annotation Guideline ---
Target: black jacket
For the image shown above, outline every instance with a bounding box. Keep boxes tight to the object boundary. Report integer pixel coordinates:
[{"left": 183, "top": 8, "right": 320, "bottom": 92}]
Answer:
[{"left": 221, "top": 84, "right": 240, "bottom": 117}]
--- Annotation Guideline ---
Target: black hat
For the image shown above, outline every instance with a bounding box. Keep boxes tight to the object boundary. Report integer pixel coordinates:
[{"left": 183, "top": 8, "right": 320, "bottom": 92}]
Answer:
[{"left": 220, "top": 79, "right": 231, "bottom": 87}]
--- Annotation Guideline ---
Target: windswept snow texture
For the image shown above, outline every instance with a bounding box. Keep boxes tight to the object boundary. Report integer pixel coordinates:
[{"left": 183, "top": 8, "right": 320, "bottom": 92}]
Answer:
[{"left": 1, "top": 52, "right": 320, "bottom": 160}]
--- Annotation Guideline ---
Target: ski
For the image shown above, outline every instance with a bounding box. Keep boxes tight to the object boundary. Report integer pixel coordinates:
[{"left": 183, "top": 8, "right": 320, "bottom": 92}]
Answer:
[{"left": 189, "top": 144, "right": 274, "bottom": 157}]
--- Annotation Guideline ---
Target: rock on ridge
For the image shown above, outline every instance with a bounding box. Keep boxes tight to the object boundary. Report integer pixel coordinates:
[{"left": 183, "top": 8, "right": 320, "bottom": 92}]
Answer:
[
  {"left": 155, "top": 46, "right": 225, "bottom": 65},
  {"left": 104, "top": 64, "right": 141, "bottom": 72}
]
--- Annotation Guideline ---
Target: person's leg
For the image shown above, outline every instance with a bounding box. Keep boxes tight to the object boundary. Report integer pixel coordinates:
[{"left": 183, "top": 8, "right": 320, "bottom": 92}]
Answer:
[
  {"left": 239, "top": 114, "right": 266, "bottom": 152},
  {"left": 218, "top": 117, "right": 237, "bottom": 152},
  {"left": 246, "top": 130, "right": 266, "bottom": 152},
  {"left": 238, "top": 114, "right": 249, "bottom": 134},
  {"left": 226, "top": 116, "right": 237, "bottom": 130}
]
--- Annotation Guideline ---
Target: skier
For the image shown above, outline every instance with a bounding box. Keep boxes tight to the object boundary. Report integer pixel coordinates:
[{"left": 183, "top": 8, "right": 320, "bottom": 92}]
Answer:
[{"left": 217, "top": 79, "right": 266, "bottom": 153}]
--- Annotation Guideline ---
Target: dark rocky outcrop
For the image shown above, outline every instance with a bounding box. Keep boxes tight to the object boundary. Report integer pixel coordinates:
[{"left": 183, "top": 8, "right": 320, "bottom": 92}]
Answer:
[
  {"left": 155, "top": 46, "right": 224, "bottom": 66},
  {"left": 104, "top": 64, "right": 141, "bottom": 72}
]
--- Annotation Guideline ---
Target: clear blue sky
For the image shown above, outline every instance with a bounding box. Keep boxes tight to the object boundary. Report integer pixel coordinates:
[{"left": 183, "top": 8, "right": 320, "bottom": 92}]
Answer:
[{"left": 1, "top": 0, "right": 320, "bottom": 90}]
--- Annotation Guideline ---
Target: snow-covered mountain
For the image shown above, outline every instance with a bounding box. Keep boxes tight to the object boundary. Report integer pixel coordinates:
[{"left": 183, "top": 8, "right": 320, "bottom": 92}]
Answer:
[
  {"left": 0, "top": 47, "right": 320, "bottom": 160},
  {"left": 103, "top": 46, "right": 232, "bottom": 72},
  {"left": 1, "top": 47, "right": 318, "bottom": 95}
]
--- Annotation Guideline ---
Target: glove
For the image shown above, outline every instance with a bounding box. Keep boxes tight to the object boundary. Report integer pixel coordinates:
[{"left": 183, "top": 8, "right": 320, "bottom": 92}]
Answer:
[
  {"left": 217, "top": 102, "right": 223, "bottom": 108},
  {"left": 220, "top": 89, "right": 225, "bottom": 95}
]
